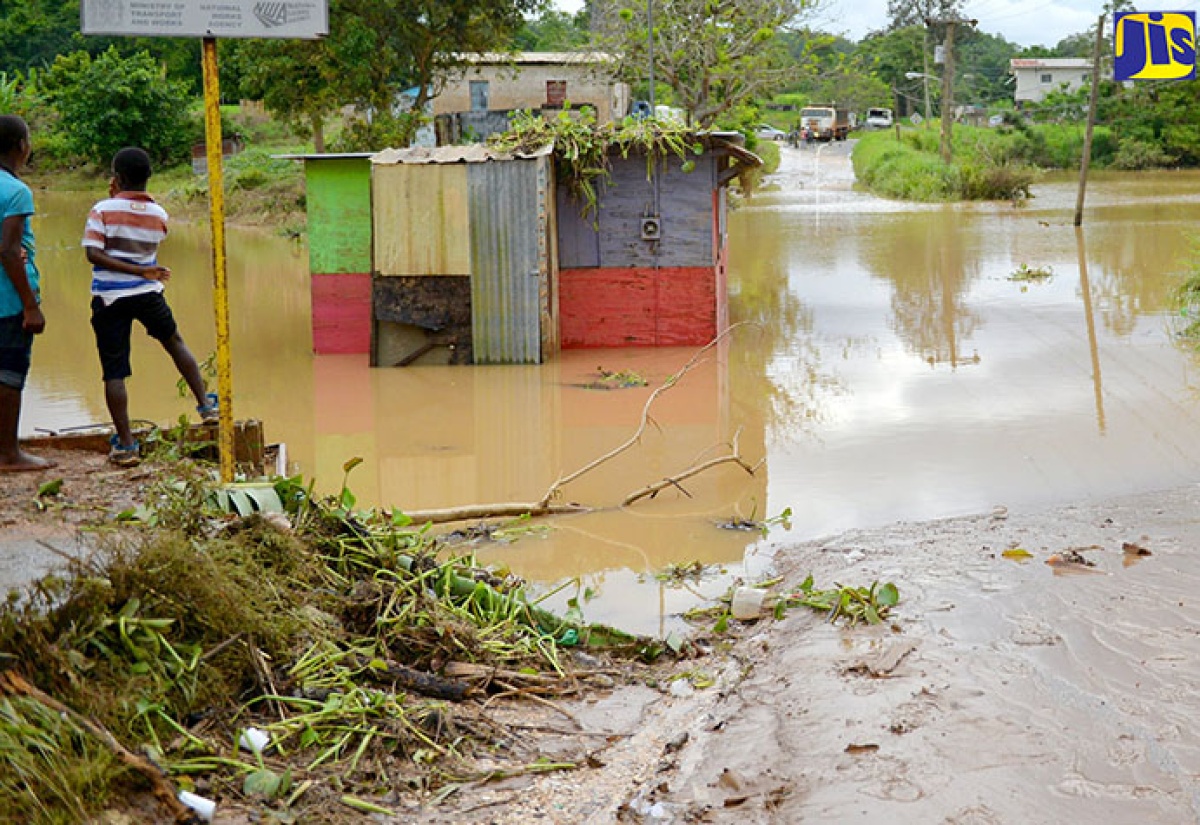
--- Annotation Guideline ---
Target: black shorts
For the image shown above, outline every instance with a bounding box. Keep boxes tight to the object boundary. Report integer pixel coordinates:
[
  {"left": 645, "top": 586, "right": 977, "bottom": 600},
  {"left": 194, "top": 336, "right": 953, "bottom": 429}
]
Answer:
[
  {"left": 0, "top": 312, "right": 33, "bottom": 390},
  {"left": 90, "top": 291, "right": 179, "bottom": 381}
]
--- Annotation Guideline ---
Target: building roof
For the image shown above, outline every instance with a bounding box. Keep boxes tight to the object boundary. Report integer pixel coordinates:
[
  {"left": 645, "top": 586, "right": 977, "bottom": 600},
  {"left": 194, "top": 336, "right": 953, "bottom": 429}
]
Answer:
[
  {"left": 457, "top": 51, "right": 618, "bottom": 66},
  {"left": 370, "top": 144, "right": 553, "bottom": 165},
  {"left": 1009, "top": 58, "right": 1092, "bottom": 70}
]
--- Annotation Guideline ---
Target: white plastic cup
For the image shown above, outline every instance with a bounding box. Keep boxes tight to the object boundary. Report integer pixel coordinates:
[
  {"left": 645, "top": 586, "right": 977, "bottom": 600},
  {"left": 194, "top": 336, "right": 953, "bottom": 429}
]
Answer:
[
  {"left": 178, "top": 790, "right": 216, "bottom": 822},
  {"left": 239, "top": 726, "right": 271, "bottom": 754},
  {"left": 730, "top": 587, "right": 769, "bottom": 620}
]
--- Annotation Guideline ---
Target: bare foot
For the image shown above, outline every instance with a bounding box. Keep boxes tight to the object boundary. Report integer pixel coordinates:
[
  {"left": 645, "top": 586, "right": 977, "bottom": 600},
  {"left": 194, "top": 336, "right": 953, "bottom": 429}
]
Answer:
[{"left": 0, "top": 451, "right": 58, "bottom": 473}]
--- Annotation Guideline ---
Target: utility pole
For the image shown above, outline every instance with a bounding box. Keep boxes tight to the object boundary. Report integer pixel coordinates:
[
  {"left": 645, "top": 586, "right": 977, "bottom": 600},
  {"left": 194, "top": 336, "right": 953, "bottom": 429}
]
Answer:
[
  {"left": 1074, "top": 14, "right": 1105, "bottom": 227},
  {"left": 922, "top": 28, "right": 932, "bottom": 127},
  {"left": 939, "top": 20, "right": 956, "bottom": 164},
  {"left": 925, "top": 15, "right": 977, "bottom": 163}
]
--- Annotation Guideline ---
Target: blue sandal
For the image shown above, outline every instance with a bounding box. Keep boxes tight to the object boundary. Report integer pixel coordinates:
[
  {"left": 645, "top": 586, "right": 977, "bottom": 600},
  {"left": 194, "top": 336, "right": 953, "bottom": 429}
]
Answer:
[
  {"left": 108, "top": 434, "right": 141, "bottom": 467},
  {"left": 197, "top": 393, "right": 219, "bottom": 423}
]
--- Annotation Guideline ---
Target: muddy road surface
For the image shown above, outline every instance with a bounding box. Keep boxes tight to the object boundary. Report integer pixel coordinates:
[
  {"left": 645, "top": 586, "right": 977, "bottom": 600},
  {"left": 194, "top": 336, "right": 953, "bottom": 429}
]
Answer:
[{"left": 421, "top": 143, "right": 1200, "bottom": 823}]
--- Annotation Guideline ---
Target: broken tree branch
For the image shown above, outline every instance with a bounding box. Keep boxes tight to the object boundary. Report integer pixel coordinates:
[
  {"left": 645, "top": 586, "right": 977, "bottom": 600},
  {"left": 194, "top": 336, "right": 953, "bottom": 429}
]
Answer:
[
  {"left": 400, "top": 501, "right": 587, "bottom": 526},
  {"left": 539, "top": 322, "right": 750, "bottom": 509},
  {"left": 622, "top": 428, "right": 762, "bottom": 506}
]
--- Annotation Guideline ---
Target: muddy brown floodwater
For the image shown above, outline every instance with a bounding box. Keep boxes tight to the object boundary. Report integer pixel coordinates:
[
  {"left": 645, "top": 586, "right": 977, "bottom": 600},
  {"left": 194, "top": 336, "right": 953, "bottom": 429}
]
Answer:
[
  {"left": 13, "top": 143, "right": 1200, "bottom": 822},
  {"left": 19, "top": 143, "right": 1200, "bottom": 636}
]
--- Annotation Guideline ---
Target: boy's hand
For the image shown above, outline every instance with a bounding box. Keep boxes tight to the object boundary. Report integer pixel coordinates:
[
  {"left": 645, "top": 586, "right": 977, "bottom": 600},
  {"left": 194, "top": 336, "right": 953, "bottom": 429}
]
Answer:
[
  {"left": 142, "top": 265, "right": 171, "bottom": 282},
  {"left": 22, "top": 305, "right": 45, "bottom": 335}
]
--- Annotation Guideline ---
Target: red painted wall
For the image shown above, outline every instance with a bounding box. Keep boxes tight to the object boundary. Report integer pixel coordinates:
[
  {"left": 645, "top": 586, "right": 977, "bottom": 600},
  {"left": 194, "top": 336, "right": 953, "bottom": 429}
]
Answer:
[
  {"left": 559, "top": 266, "right": 718, "bottom": 348},
  {"left": 312, "top": 273, "right": 372, "bottom": 354}
]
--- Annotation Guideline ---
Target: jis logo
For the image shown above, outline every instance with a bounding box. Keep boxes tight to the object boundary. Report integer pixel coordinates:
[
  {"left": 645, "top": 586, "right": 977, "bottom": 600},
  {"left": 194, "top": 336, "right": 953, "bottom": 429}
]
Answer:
[{"left": 1114, "top": 12, "right": 1196, "bottom": 81}]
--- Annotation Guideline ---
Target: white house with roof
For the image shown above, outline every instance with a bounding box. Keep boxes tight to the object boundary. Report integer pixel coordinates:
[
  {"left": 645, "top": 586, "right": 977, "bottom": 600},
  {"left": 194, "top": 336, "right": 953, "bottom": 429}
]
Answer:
[
  {"left": 1009, "top": 58, "right": 1093, "bottom": 105},
  {"left": 434, "top": 52, "right": 630, "bottom": 123}
]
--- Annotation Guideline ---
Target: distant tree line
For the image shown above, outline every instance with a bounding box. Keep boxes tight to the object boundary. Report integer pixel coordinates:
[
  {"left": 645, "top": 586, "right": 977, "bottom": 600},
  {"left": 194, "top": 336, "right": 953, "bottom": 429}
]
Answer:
[{"left": 0, "top": 0, "right": 1192, "bottom": 170}]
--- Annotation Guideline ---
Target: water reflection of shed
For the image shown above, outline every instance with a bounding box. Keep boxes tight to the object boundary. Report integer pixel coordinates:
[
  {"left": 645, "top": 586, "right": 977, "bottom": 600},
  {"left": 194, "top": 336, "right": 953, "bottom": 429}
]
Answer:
[
  {"left": 370, "top": 145, "right": 557, "bottom": 366},
  {"left": 556, "top": 134, "right": 756, "bottom": 347}
]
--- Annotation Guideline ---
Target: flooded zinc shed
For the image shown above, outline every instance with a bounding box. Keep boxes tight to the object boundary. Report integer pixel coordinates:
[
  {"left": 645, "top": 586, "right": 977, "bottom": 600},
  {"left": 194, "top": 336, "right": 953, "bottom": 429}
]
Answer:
[
  {"left": 555, "top": 133, "right": 759, "bottom": 347},
  {"left": 279, "top": 153, "right": 374, "bottom": 355},
  {"left": 370, "top": 144, "right": 558, "bottom": 366}
]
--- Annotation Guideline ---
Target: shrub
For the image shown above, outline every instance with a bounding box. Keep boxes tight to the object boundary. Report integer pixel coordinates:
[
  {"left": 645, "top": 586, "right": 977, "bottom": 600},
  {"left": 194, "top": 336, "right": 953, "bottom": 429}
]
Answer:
[
  {"left": 854, "top": 127, "right": 1036, "bottom": 202},
  {"left": 1112, "top": 138, "right": 1176, "bottom": 170},
  {"left": 330, "top": 110, "right": 422, "bottom": 152},
  {"left": 40, "top": 47, "right": 199, "bottom": 168}
]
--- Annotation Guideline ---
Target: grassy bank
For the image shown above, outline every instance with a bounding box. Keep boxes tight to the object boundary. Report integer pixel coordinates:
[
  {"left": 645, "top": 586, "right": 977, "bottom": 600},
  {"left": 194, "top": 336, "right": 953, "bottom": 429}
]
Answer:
[
  {"left": 853, "top": 125, "right": 1039, "bottom": 202},
  {"left": 26, "top": 147, "right": 308, "bottom": 237},
  {"left": 852, "top": 121, "right": 1120, "bottom": 203}
]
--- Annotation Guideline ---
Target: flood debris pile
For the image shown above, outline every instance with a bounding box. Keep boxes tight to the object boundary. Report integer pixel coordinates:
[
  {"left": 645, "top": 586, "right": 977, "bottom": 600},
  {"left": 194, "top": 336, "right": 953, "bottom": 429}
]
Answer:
[{"left": 0, "top": 474, "right": 658, "bottom": 824}]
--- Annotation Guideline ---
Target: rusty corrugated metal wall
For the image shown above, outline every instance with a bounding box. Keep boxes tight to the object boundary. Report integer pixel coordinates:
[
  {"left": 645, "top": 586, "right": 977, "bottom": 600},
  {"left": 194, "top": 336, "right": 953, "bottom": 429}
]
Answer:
[{"left": 467, "top": 158, "right": 545, "bottom": 364}]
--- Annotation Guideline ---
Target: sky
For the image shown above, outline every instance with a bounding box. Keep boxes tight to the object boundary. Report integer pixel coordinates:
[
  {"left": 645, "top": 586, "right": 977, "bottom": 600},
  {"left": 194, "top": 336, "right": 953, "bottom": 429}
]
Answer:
[{"left": 554, "top": 1, "right": 1200, "bottom": 49}]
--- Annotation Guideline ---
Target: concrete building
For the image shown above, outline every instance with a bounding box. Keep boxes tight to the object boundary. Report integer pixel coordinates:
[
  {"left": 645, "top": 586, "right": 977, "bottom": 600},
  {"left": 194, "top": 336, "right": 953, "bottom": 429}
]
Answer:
[
  {"left": 434, "top": 52, "right": 631, "bottom": 123},
  {"left": 1009, "top": 58, "right": 1093, "bottom": 106}
]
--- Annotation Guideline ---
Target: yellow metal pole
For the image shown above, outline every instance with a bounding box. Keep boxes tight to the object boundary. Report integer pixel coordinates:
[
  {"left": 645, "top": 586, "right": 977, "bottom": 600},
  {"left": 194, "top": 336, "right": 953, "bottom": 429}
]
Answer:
[{"left": 201, "top": 37, "right": 235, "bottom": 483}]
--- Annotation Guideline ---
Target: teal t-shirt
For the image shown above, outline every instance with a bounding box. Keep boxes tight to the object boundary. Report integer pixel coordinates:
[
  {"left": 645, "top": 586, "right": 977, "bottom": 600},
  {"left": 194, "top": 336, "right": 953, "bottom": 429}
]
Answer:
[{"left": 0, "top": 167, "right": 38, "bottom": 317}]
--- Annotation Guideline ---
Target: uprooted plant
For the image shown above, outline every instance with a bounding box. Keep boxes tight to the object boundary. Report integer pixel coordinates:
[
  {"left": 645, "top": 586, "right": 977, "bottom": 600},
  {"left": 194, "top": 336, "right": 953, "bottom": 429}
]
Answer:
[{"left": 0, "top": 471, "right": 664, "bottom": 823}]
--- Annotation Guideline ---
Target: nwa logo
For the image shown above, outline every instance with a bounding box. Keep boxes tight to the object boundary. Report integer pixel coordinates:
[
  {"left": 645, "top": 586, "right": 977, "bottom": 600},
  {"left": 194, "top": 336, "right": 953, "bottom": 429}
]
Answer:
[
  {"left": 253, "top": 2, "right": 313, "bottom": 28},
  {"left": 1114, "top": 11, "right": 1196, "bottom": 80}
]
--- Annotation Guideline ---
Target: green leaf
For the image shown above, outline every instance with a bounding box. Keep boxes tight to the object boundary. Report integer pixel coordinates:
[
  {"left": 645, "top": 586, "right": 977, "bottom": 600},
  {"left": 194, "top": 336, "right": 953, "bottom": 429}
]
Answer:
[
  {"left": 37, "top": 478, "right": 63, "bottom": 497},
  {"left": 876, "top": 582, "right": 899, "bottom": 607},
  {"left": 244, "top": 768, "right": 286, "bottom": 798}
]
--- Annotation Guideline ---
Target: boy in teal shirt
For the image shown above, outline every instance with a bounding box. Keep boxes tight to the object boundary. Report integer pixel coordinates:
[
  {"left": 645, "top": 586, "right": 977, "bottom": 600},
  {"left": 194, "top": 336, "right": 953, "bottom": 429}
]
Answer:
[{"left": 0, "top": 114, "right": 53, "bottom": 472}]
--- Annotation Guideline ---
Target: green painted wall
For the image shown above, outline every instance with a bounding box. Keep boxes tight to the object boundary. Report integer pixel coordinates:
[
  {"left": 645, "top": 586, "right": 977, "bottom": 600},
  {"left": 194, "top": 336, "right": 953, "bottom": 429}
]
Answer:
[{"left": 306, "top": 158, "right": 372, "bottom": 274}]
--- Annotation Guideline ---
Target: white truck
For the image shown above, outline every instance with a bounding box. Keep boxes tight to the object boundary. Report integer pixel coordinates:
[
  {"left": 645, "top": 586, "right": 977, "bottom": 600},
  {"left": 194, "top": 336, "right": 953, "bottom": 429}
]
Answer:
[
  {"left": 865, "top": 107, "right": 894, "bottom": 129},
  {"left": 799, "top": 105, "right": 851, "bottom": 141}
]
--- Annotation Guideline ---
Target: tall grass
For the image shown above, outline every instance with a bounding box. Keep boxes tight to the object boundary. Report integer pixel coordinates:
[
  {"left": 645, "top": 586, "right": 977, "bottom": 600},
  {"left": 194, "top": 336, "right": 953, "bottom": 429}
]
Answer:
[
  {"left": 854, "top": 125, "right": 1040, "bottom": 202},
  {"left": 853, "top": 121, "right": 1127, "bottom": 203}
]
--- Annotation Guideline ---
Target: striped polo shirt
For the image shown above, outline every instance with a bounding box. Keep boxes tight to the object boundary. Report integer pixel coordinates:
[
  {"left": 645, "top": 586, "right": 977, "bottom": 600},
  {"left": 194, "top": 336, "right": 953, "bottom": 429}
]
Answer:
[{"left": 81, "top": 192, "right": 169, "bottom": 305}]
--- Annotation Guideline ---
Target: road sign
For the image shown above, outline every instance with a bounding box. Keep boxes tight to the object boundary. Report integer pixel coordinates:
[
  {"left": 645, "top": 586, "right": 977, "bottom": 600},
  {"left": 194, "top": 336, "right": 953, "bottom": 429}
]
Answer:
[
  {"left": 81, "top": 0, "right": 328, "bottom": 39},
  {"left": 909, "top": 112, "right": 924, "bottom": 126}
]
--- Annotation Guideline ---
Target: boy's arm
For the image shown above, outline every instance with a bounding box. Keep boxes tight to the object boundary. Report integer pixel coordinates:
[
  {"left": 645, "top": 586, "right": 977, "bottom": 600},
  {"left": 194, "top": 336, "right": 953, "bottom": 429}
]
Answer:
[
  {"left": 0, "top": 214, "right": 43, "bottom": 333},
  {"left": 85, "top": 247, "right": 171, "bottom": 282}
]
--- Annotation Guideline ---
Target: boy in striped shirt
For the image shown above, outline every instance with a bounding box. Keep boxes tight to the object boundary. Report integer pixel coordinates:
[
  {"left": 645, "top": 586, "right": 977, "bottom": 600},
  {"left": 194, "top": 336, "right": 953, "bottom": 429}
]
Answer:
[{"left": 83, "top": 147, "right": 216, "bottom": 467}]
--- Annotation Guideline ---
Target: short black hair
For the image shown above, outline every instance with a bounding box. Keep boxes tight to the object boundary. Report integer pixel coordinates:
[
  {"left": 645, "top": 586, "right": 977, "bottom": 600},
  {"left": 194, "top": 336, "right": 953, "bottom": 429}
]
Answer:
[
  {"left": 0, "top": 115, "right": 28, "bottom": 155},
  {"left": 112, "top": 147, "right": 152, "bottom": 189}
]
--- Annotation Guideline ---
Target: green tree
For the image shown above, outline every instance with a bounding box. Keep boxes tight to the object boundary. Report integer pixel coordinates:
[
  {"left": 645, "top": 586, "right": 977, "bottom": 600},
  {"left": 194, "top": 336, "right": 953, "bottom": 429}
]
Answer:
[
  {"left": 953, "top": 29, "right": 1020, "bottom": 104},
  {"left": 0, "top": 1, "right": 203, "bottom": 91},
  {"left": 42, "top": 47, "right": 197, "bottom": 167},
  {"left": 886, "top": 0, "right": 964, "bottom": 32},
  {"left": 226, "top": 39, "right": 340, "bottom": 151},
  {"left": 856, "top": 25, "right": 928, "bottom": 115},
  {"left": 514, "top": 8, "right": 593, "bottom": 50},
  {"left": 0, "top": 0, "right": 83, "bottom": 74},
  {"left": 597, "top": 0, "right": 816, "bottom": 127},
  {"left": 230, "top": 0, "right": 540, "bottom": 150},
  {"left": 806, "top": 52, "right": 893, "bottom": 112}
]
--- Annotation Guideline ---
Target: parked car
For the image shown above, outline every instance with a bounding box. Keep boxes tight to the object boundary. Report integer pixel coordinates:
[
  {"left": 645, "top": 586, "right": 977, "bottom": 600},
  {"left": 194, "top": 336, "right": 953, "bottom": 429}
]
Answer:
[{"left": 755, "top": 124, "right": 787, "bottom": 141}]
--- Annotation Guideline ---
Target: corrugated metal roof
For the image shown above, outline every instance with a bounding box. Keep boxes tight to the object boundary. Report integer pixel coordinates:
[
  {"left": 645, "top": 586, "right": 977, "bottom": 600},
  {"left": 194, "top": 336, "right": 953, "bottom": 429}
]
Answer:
[
  {"left": 371, "top": 144, "right": 552, "bottom": 165},
  {"left": 457, "top": 51, "right": 617, "bottom": 65},
  {"left": 273, "top": 153, "right": 374, "bottom": 161}
]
